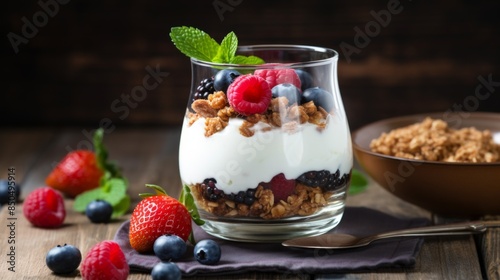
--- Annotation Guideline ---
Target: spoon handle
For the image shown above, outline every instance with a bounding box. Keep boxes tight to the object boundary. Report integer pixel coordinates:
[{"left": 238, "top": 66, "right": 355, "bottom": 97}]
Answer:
[{"left": 370, "top": 221, "right": 494, "bottom": 241}]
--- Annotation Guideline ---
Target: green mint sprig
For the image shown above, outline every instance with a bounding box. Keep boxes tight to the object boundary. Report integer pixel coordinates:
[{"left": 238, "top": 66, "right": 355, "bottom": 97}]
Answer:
[
  {"left": 169, "top": 26, "right": 264, "bottom": 65},
  {"left": 94, "top": 128, "right": 121, "bottom": 180},
  {"left": 179, "top": 184, "right": 204, "bottom": 245},
  {"left": 179, "top": 185, "right": 204, "bottom": 226},
  {"left": 74, "top": 178, "right": 130, "bottom": 218},
  {"left": 348, "top": 169, "right": 369, "bottom": 195},
  {"left": 74, "top": 128, "right": 130, "bottom": 218}
]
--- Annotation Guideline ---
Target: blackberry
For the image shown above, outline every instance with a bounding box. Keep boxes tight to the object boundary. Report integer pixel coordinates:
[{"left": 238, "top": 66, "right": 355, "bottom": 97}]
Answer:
[
  {"left": 228, "top": 189, "right": 257, "bottom": 206},
  {"left": 297, "top": 169, "right": 350, "bottom": 192},
  {"left": 200, "top": 178, "right": 224, "bottom": 201},
  {"left": 297, "top": 170, "right": 330, "bottom": 186},
  {"left": 193, "top": 77, "right": 215, "bottom": 101}
]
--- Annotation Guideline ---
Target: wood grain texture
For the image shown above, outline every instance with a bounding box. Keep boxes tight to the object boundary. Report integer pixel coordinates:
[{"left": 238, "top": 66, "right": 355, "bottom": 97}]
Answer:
[
  {"left": 480, "top": 217, "right": 500, "bottom": 280},
  {"left": 0, "top": 127, "right": 492, "bottom": 279}
]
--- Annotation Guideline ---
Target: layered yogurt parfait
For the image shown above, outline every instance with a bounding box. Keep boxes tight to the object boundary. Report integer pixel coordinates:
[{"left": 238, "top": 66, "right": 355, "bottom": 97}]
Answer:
[{"left": 172, "top": 27, "right": 352, "bottom": 241}]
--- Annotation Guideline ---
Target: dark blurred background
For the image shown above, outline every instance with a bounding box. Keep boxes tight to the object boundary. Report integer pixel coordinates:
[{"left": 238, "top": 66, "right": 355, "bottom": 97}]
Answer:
[{"left": 2, "top": 0, "right": 500, "bottom": 131}]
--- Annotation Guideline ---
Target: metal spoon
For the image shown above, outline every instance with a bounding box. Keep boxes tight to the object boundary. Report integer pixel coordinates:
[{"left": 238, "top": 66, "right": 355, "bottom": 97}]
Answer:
[{"left": 282, "top": 221, "right": 500, "bottom": 249}]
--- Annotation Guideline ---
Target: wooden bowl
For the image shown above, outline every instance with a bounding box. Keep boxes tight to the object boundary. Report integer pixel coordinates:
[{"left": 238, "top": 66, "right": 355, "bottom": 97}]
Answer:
[{"left": 352, "top": 112, "right": 500, "bottom": 218}]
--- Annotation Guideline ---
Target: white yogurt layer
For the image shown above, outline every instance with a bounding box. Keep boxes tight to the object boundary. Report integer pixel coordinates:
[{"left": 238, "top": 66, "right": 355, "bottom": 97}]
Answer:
[{"left": 179, "top": 115, "right": 353, "bottom": 194}]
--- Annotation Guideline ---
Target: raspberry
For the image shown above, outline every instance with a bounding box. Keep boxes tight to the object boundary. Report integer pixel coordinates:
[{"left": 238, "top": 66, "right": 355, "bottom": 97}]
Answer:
[
  {"left": 267, "top": 173, "right": 296, "bottom": 203},
  {"left": 23, "top": 187, "right": 66, "bottom": 228},
  {"left": 254, "top": 69, "right": 301, "bottom": 90},
  {"left": 227, "top": 74, "right": 272, "bottom": 116},
  {"left": 81, "top": 240, "right": 129, "bottom": 280}
]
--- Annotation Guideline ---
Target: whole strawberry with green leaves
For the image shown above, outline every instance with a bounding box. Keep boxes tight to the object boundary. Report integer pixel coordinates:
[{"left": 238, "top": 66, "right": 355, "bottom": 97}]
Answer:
[
  {"left": 45, "top": 128, "right": 121, "bottom": 198},
  {"left": 129, "top": 184, "right": 193, "bottom": 253}
]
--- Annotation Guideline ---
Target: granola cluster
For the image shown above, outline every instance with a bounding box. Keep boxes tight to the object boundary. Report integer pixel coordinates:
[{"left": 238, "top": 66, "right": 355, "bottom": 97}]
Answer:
[
  {"left": 188, "top": 91, "right": 330, "bottom": 137},
  {"left": 191, "top": 183, "right": 333, "bottom": 219},
  {"left": 370, "top": 117, "right": 500, "bottom": 162}
]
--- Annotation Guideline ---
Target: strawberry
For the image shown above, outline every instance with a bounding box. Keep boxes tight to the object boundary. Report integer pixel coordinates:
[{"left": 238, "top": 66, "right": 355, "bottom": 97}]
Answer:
[
  {"left": 268, "top": 173, "right": 296, "bottom": 203},
  {"left": 227, "top": 74, "right": 272, "bottom": 116},
  {"left": 23, "top": 187, "right": 66, "bottom": 228},
  {"left": 81, "top": 240, "right": 129, "bottom": 280},
  {"left": 254, "top": 68, "right": 302, "bottom": 90},
  {"left": 129, "top": 184, "right": 192, "bottom": 253},
  {"left": 46, "top": 150, "right": 104, "bottom": 198},
  {"left": 45, "top": 128, "right": 120, "bottom": 198}
]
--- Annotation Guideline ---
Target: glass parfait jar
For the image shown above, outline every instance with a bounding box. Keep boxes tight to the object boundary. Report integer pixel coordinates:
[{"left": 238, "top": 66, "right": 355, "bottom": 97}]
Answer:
[{"left": 178, "top": 45, "right": 353, "bottom": 242}]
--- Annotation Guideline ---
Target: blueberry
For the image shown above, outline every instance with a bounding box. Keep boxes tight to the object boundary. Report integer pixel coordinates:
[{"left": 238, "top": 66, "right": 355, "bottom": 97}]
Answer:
[
  {"left": 234, "top": 191, "right": 245, "bottom": 204},
  {"left": 271, "top": 83, "right": 302, "bottom": 105},
  {"left": 85, "top": 199, "right": 113, "bottom": 223},
  {"left": 153, "top": 234, "right": 187, "bottom": 261},
  {"left": 0, "top": 179, "right": 21, "bottom": 205},
  {"left": 151, "top": 261, "right": 181, "bottom": 280},
  {"left": 301, "top": 87, "right": 334, "bottom": 112},
  {"left": 295, "top": 69, "right": 313, "bottom": 91},
  {"left": 214, "top": 69, "right": 241, "bottom": 92},
  {"left": 194, "top": 239, "right": 221, "bottom": 265},
  {"left": 45, "top": 244, "right": 82, "bottom": 274}
]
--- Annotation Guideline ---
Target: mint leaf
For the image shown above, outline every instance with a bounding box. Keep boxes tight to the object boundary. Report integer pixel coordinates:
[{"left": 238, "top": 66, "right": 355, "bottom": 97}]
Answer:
[
  {"left": 180, "top": 185, "right": 204, "bottom": 226},
  {"left": 348, "top": 169, "right": 369, "bottom": 195},
  {"left": 112, "top": 196, "right": 131, "bottom": 218},
  {"left": 170, "top": 26, "right": 220, "bottom": 62},
  {"left": 74, "top": 188, "right": 103, "bottom": 212},
  {"left": 213, "top": 31, "right": 238, "bottom": 63},
  {"left": 170, "top": 26, "right": 265, "bottom": 65},
  {"left": 180, "top": 185, "right": 204, "bottom": 245},
  {"left": 74, "top": 178, "right": 130, "bottom": 217},
  {"left": 74, "top": 129, "right": 130, "bottom": 218},
  {"left": 230, "top": 55, "right": 265, "bottom": 65},
  {"left": 100, "top": 178, "right": 128, "bottom": 206},
  {"left": 94, "top": 128, "right": 121, "bottom": 178}
]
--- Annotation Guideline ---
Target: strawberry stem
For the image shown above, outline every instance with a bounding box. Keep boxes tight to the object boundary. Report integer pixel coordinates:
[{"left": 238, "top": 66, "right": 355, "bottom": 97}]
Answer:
[{"left": 138, "top": 184, "right": 168, "bottom": 198}]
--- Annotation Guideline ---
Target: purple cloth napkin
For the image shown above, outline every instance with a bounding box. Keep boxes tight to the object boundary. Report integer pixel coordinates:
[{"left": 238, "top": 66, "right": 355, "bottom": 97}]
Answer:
[{"left": 113, "top": 207, "right": 429, "bottom": 276}]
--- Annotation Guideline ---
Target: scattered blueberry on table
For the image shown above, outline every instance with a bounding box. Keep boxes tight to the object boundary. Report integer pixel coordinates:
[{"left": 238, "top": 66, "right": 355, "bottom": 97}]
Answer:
[
  {"left": 0, "top": 179, "right": 21, "bottom": 205},
  {"left": 153, "top": 234, "right": 187, "bottom": 261},
  {"left": 194, "top": 239, "right": 221, "bottom": 265},
  {"left": 45, "top": 244, "right": 82, "bottom": 274},
  {"left": 151, "top": 261, "right": 181, "bottom": 280},
  {"left": 85, "top": 199, "right": 113, "bottom": 223}
]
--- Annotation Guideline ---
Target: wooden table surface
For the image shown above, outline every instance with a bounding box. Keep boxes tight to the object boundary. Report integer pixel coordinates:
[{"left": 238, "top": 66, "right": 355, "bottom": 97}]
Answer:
[{"left": 1, "top": 127, "right": 498, "bottom": 280}]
